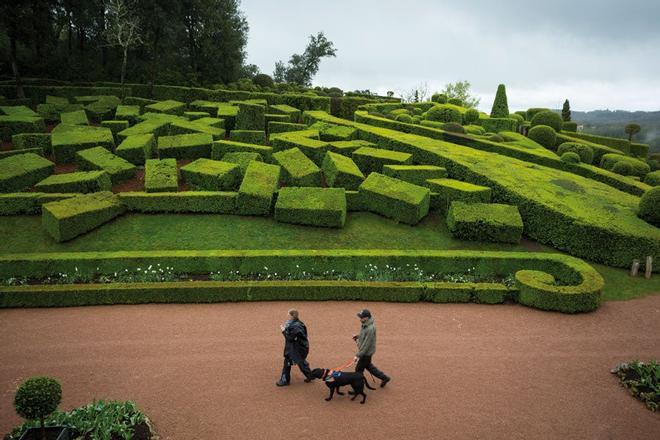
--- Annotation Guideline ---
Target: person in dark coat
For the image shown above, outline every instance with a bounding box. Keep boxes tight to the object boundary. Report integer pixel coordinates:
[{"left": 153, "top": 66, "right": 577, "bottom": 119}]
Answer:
[
  {"left": 276, "top": 309, "right": 313, "bottom": 386},
  {"left": 353, "top": 309, "right": 391, "bottom": 387}
]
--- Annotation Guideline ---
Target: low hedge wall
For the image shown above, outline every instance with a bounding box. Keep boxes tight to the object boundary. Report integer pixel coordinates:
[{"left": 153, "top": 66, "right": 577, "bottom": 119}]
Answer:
[
  {"left": 76, "top": 146, "right": 136, "bottom": 184},
  {"left": 119, "top": 191, "right": 237, "bottom": 213},
  {"left": 272, "top": 147, "right": 322, "bottom": 187},
  {"left": 0, "top": 152, "right": 55, "bottom": 192},
  {"left": 144, "top": 158, "right": 178, "bottom": 192},
  {"left": 274, "top": 187, "right": 346, "bottom": 228}
]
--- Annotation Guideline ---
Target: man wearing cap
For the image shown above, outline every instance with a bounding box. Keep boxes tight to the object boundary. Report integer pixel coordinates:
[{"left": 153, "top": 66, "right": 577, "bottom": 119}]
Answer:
[
  {"left": 353, "top": 309, "right": 391, "bottom": 387},
  {"left": 276, "top": 308, "right": 314, "bottom": 387}
]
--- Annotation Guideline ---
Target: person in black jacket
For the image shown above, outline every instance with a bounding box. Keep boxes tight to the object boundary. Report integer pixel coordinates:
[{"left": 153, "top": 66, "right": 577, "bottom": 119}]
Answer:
[{"left": 276, "top": 309, "right": 313, "bottom": 386}]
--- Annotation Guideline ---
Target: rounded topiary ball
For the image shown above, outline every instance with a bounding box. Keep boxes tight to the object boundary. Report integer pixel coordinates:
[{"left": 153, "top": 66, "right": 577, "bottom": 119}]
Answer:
[
  {"left": 413, "top": 107, "right": 423, "bottom": 116},
  {"left": 557, "top": 142, "right": 594, "bottom": 164},
  {"left": 527, "top": 125, "right": 557, "bottom": 149},
  {"left": 252, "top": 73, "right": 274, "bottom": 88},
  {"left": 442, "top": 122, "right": 465, "bottom": 134},
  {"left": 431, "top": 93, "right": 448, "bottom": 104},
  {"left": 14, "top": 377, "right": 62, "bottom": 422},
  {"left": 488, "top": 134, "right": 504, "bottom": 142},
  {"left": 509, "top": 113, "right": 524, "bottom": 123},
  {"left": 463, "top": 109, "right": 479, "bottom": 125},
  {"left": 643, "top": 170, "right": 660, "bottom": 186},
  {"left": 562, "top": 121, "right": 578, "bottom": 132},
  {"left": 425, "top": 105, "right": 462, "bottom": 124},
  {"left": 612, "top": 161, "right": 633, "bottom": 176},
  {"left": 530, "top": 110, "right": 563, "bottom": 132},
  {"left": 412, "top": 115, "right": 422, "bottom": 124},
  {"left": 560, "top": 152, "right": 581, "bottom": 164},
  {"left": 447, "top": 98, "right": 463, "bottom": 106},
  {"left": 395, "top": 113, "right": 413, "bottom": 123},
  {"left": 647, "top": 159, "right": 660, "bottom": 171},
  {"left": 638, "top": 186, "right": 660, "bottom": 225}
]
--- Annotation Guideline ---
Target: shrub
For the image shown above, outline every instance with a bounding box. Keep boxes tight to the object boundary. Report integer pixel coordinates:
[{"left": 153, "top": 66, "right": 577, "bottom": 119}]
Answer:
[
  {"left": 442, "top": 122, "right": 465, "bottom": 134},
  {"left": 158, "top": 133, "right": 213, "bottom": 160},
  {"left": 530, "top": 111, "right": 563, "bottom": 132},
  {"left": 180, "top": 158, "right": 241, "bottom": 191},
  {"left": 562, "top": 121, "right": 578, "bottom": 132},
  {"left": 322, "top": 151, "right": 364, "bottom": 190},
  {"left": 526, "top": 108, "right": 549, "bottom": 121},
  {"left": 229, "top": 130, "right": 266, "bottom": 145},
  {"left": 120, "top": 191, "right": 236, "bottom": 213},
  {"left": 0, "top": 153, "right": 55, "bottom": 193},
  {"left": 448, "top": 98, "right": 463, "bottom": 106},
  {"left": 488, "top": 134, "right": 504, "bottom": 143},
  {"left": 235, "top": 102, "right": 265, "bottom": 130},
  {"left": 560, "top": 152, "right": 580, "bottom": 164},
  {"left": 145, "top": 159, "right": 178, "bottom": 192},
  {"left": 212, "top": 139, "right": 272, "bottom": 161},
  {"left": 253, "top": 73, "right": 275, "bottom": 88},
  {"left": 269, "top": 104, "right": 302, "bottom": 122},
  {"left": 425, "top": 105, "right": 462, "bottom": 124},
  {"left": 568, "top": 131, "right": 631, "bottom": 154},
  {"left": 463, "top": 108, "right": 479, "bottom": 124},
  {"left": 114, "top": 105, "right": 140, "bottom": 126},
  {"left": 0, "top": 192, "right": 75, "bottom": 215},
  {"left": 76, "top": 146, "right": 136, "bottom": 184},
  {"left": 464, "top": 125, "right": 485, "bottom": 135},
  {"left": 447, "top": 201, "right": 523, "bottom": 244},
  {"left": 638, "top": 187, "right": 660, "bottom": 225},
  {"left": 272, "top": 147, "right": 322, "bottom": 187},
  {"left": 612, "top": 161, "right": 633, "bottom": 176},
  {"left": 351, "top": 146, "right": 412, "bottom": 175},
  {"left": 116, "top": 134, "right": 155, "bottom": 165},
  {"left": 382, "top": 164, "right": 447, "bottom": 186},
  {"left": 14, "top": 376, "right": 62, "bottom": 435},
  {"left": 270, "top": 130, "right": 329, "bottom": 165},
  {"left": 0, "top": 115, "right": 47, "bottom": 142},
  {"left": 431, "top": 93, "right": 448, "bottom": 103},
  {"left": 600, "top": 153, "right": 650, "bottom": 178},
  {"left": 236, "top": 161, "right": 281, "bottom": 215},
  {"left": 426, "top": 178, "right": 492, "bottom": 213},
  {"left": 145, "top": 99, "right": 186, "bottom": 116},
  {"left": 221, "top": 151, "right": 262, "bottom": 176},
  {"left": 480, "top": 118, "right": 518, "bottom": 133},
  {"left": 51, "top": 124, "right": 115, "bottom": 163},
  {"left": 358, "top": 173, "right": 430, "bottom": 225},
  {"left": 647, "top": 159, "right": 660, "bottom": 172},
  {"left": 315, "top": 123, "right": 357, "bottom": 142},
  {"left": 35, "top": 171, "right": 112, "bottom": 193},
  {"left": 557, "top": 142, "right": 594, "bottom": 164},
  {"left": 509, "top": 113, "right": 524, "bottom": 123},
  {"left": 630, "top": 142, "right": 649, "bottom": 159},
  {"left": 527, "top": 125, "right": 556, "bottom": 149},
  {"left": 12, "top": 133, "right": 52, "bottom": 155},
  {"left": 268, "top": 121, "right": 307, "bottom": 134},
  {"left": 490, "top": 84, "right": 509, "bottom": 118},
  {"left": 395, "top": 114, "right": 413, "bottom": 123},
  {"left": 643, "top": 170, "right": 660, "bottom": 186},
  {"left": 274, "top": 187, "right": 347, "bottom": 228}
]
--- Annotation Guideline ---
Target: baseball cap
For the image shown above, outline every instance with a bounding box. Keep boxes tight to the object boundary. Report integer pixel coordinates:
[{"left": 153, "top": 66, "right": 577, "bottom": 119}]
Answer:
[{"left": 357, "top": 309, "right": 372, "bottom": 318}]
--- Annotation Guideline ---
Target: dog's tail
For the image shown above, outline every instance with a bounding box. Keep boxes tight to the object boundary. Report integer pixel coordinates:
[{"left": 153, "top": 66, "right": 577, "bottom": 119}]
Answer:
[{"left": 363, "top": 376, "right": 376, "bottom": 390}]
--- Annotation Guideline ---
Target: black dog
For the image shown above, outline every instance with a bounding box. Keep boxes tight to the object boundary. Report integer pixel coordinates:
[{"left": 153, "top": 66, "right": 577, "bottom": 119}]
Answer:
[{"left": 310, "top": 368, "right": 376, "bottom": 404}]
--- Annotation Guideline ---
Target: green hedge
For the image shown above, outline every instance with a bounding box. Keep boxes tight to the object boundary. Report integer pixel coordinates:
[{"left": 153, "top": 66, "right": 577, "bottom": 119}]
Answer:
[
  {"left": 76, "top": 146, "right": 135, "bottom": 184},
  {"left": 180, "top": 158, "right": 241, "bottom": 191},
  {"left": 144, "top": 158, "right": 178, "bottom": 192},
  {"left": 235, "top": 102, "right": 265, "bottom": 130},
  {"left": 0, "top": 192, "right": 77, "bottom": 215},
  {"left": 229, "top": 129, "right": 266, "bottom": 145},
  {"left": 600, "top": 153, "right": 650, "bottom": 178},
  {"left": 643, "top": 170, "right": 660, "bottom": 186},
  {"left": 0, "top": 153, "right": 55, "bottom": 193},
  {"left": 359, "top": 173, "right": 430, "bottom": 225},
  {"left": 221, "top": 152, "right": 262, "bottom": 176},
  {"left": 41, "top": 192, "right": 126, "bottom": 242},
  {"left": 101, "top": 120, "right": 129, "bottom": 143},
  {"left": 426, "top": 178, "right": 492, "bottom": 213},
  {"left": 270, "top": 130, "right": 329, "bottom": 165},
  {"left": 11, "top": 133, "right": 51, "bottom": 155},
  {"left": 480, "top": 117, "right": 518, "bottom": 133},
  {"left": 638, "top": 187, "right": 660, "bottom": 225},
  {"left": 268, "top": 121, "right": 307, "bottom": 134},
  {"left": 269, "top": 104, "right": 302, "bottom": 122},
  {"left": 352, "top": 146, "right": 413, "bottom": 175},
  {"left": 212, "top": 139, "right": 273, "bottom": 161},
  {"left": 272, "top": 147, "right": 322, "bottom": 187},
  {"left": 557, "top": 142, "right": 594, "bottom": 164},
  {"left": 382, "top": 164, "right": 447, "bottom": 186},
  {"left": 35, "top": 170, "right": 112, "bottom": 193},
  {"left": 568, "top": 131, "right": 631, "bottom": 154},
  {"left": 630, "top": 143, "right": 649, "bottom": 158},
  {"left": 515, "top": 270, "right": 599, "bottom": 313},
  {"left": 119, "top": 191, "right": 237, "bottom": 213},
  {"left": 144, "top": 99, "right": 186, "bottom": 115},
  {"left": 527, "top": 125, "right": 556, "bottom": 149},
  {"left": 562, "top": 121, "right": 578, "bottom": 132},
  {"left": 0, "top": 250, "right": 603, "bottom": 313},
  {"left": 117, "top": 119, "right": 169, "bottom": 142},
  {"left": 194, "top": 117, "right": 224, "bottom": 129},
  {"left": 0, "top": 115, "right": 46, "bottom": 142},
  {"left": 236, "top": 161, "right": 281, "bottom": 215},
  {"left": 157, "top": 133, "right": 213, "bottom": 159},
  {"left": 274, "top": 187, "right": 347, "bottom": 228},
  {"left": 51, "top": 124, "right": 115, "bottom": 163},
  {"left": 425, "top": 105, "right": 462, "bottom": 124},
  {"left": 311, "top": 122, "right": 357, "bottom": 142},
  {"left": 447, "top": 201, "right": 523, "bottom": 244},
  {"left": 60, "top": 109, "right": 89, "bottom": 125},
  {"left": 184, "top": 111, "right": 210, "bottom": 120},
  {"left": 167, "top": 119, "right": 225, "bottom": 140},
  {"left": 322, "top": 151, "right": 364, "bottom": 190},
  {"left": 114, "top": 105, "right": 140, "bottom": 125},
  {"left": 328, "top": 140, "right": 375, "bottom": 156},
  {"left": 555, "top": 132, "right": 622, "bottom": 163},
  {"left": 116, "top": 134, "right": 155, "bottom": 165},
  {"left": 530, "top": 111, "right": 563, "bottom": 132}
]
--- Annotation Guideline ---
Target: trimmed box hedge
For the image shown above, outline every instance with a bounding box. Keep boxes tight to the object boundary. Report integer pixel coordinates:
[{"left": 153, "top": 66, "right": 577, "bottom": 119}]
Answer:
[
  {"left": 195, "top": 117, "right": 225, "bottom": 129},
  {"left": 114, "top": 105, "right": 140, "bottom": 125},
  {"left": 145, "top": 99, "right": 186, "bottom": 115},
  {"left": 236, "top": 102, "right": 265, "bottom": 130},
  {"left": 446, "top": 201, "right": 524, "bottom": 244},
  {"left": 275, "top": 187, "right": 347, "bottom": 228},
  {"left": 236, "top": 161, "right": 281, "bottom": 215},
  {"left": 167, "top": 119, "right": 226, "bottom": 140},
  {"left": 0, "top": 115, "right": 46, "bottom": 142},
  {"left": 0, "top": 153, "right": 55, "bottom": 192},
  {"left": 145, "top": 158, "right": 178, "bottom": 192},
  {"left": 382, "top": 165, "right": 448, "bottom": 186},
  {"left": 270, "top": 104, "right": 301, "bottom": 122},
  {"left": 35, "top": 170, "right": 112, "bottom": 193},
  {"left": 0, "top": 147, "right": 43, "bottom": 159},
  {"left": 216, "top": 104, "right": 239, "bottom": 131},
  {"left": 184, "top": 111, "right": 210, "bottom": 120},
  {"left": 352, "top": 146, "right": 413, "bottom": 175},
  {"left": 312, "top": 122, "right": 357, "bottom": 141},
  {"left": 0, "top": 192, "right": 78, "bottom": 215},
  {"left": 272, "top": 147, "right": 322, "bottom": 187},
  {"left": 51, "top": 124, "right": 115, "bottom": 163},
  {"left": 116, "top": 133, "right": 155, "bottom": 165},
  {"left": 180, "top": 158, "right": 241, "bottom": 191},
  {"left": 268, "top": 121, "right": 307, "bottom": 134},
  {"left": 270, "top": 130, "right": 329, "bottom": 164},
  {"left": 117, "top": 119, "right": 170, "bottom": 142},
  {"left": 101, "top": 120, "right": 129, "bottom": 143},
  {"left": 60, "top": 109, "right": 89, "bottom": 125},
  {"left": 12, "top": 133, "right": 51, "bottom": 155},
  {"left": 322, "top": 151, "right": 364, "bottom": 190},
  {"left": 328, "top": 140, "right": 375, "bottom": 156},
  {"left": 158, "top": 133, "right": 213, "bottom": 159},
  {"left": 229, "top": 130, "right": 266, "bottom": 145},
  {"left": 211, "top": 139, "right": 273, "bottom": 160},
  {"left": 119, "top": 191, "right": 237, "bottom": 213},
  {"left": 41, "top": 191, "right": 126, "bottom": 242},
  {"left": 221, "top": 152, "right": 263, "bottom": 176},
  {"left": 480, "top": 117, "right": 518, "bottom": 133},
  {"left": 76, "top": 146, "right": 136, "bottom": 184},
  {"left": 426, "top": 178, "right": 492, "bottom": 213},
  {"left": 358, "top": 172, "right": 430, "bottom": 225}
]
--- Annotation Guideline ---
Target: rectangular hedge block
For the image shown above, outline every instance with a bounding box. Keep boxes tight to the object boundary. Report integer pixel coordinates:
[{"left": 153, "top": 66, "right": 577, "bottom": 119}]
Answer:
[
  {"left": 42, "top": 191, "right": 126, "bottom": 242},
  {"left": 269, "top": 104, "right": 301, "bottom": 122},
  {"left": 229, "top": 130, "right": 266, "bottom": 145},
  {"left": 270, "top": 133, "right": 329, "bottom": 165},
  {"left": 426, "top": 178, "right": 492, "bottom": 213},
  {"left": 447, "top": 201, "right": 524, "bottom": 244},
  {"left": 12, "top": 133, "right": 51, "bottom": 155},
  {"left": 216, "top": 105, "right": 239, "bottom": 131},
  {"left": 119, "top": 191, "right": 237, "bottom": 213},
  {"left": 158, "top": 133, "right": 213, "bottom": 159},
  {"left": 0, "top": 153, "right": 55, "bottom": 193},
  {"left": 0, "top": 147, "right": 43, "bottom": 159},
  {"left": 180, "top": 158, "right": 241, "bottom": 191},
  {"left": 167, "top": 120, "right": 225, "bottom": 140},
  {"left": 116, "top": 133, "right": 155, "bottom": 165},
  {"left": 265, "top": 114, "right": 290, "bottom": 125},
  {"left": 236, "top": 161, "right": 281, "bottom": 215},
  {"left": 0, "top": 105, "right": 38, "bottom": 117},
  {"left": 114, "top": 105, "right": 141, "bottom": 125},
  {"left": 328, "top": 140, "right": 375, "bottom": 156},
  {"left": 358, "top": 173, "right": 430, "bottom": 225},
  {"left": 319, "top": 124, "right": 357, "bottom": 142},
  {"left": 145, "top": 99, "right": 186, "bottom": 115},
  {"left": 76, "top": 146, "right": 136, "bottom": 184},
  {"left": 272, "top": 147, "right": 322, "bottom": 187},
  {"left": 0, "top": 192, "right": 78, "bottom": 215},
  {"left": 60, "top": 109, "right": 89, "bottom": 125},
  {"left": 236, "top": 102, "right": 265, "bottom": 130},
  {"left": 480, "top": 117, "right": 519, "bottom": 133},
  {"left": 117, "top": 119, "right": 169, "bottom": 142},
  {"left": 195, "top": 117, "right": 225, "bottom": 129},
  {"left": 184, "top": 111, "right": 210, "bottom": 120},
  {"left": 352, "top": 146, "right": 413, "bottom": 175},
  {"left": 35, "top": 170, "right": 112, "bottom": 193},
  {"left": 322, "top": 151, "right": 364, "bottom": 190},
  {"left": 51, "top": 124, "right": 115, "bottom": 163},
  {"left": 145, "top": 159, "right": 178, "bottom": 193},
  {"left": 221, "top": 152, "right": 263, "bottom": 176},
  {"left": 101, "top": 120, "right": 129, "bottom": 143},
  {"left": 212, "top": 140, "right": 272, "bottom": 160},
  {"left": 383, "top": 165, "right": 448, "bottom": 186},
  {"left": 0, "top": 116, "right": 46, "bottom": 142},
  {"left": 275, "top": 187, "right": 347, "bottom": 228},
  {"left": 268, "top": 121, "right": 307, "bottom": 134}
]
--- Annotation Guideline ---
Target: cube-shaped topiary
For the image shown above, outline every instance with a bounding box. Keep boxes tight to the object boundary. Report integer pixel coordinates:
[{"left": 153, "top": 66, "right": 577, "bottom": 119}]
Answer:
[
  {"left": 236, "top": 161, "right": 281, "bottom": 215},
  {"left": 0, "top": 115, "right": 47, "bottom": 142},
  {"left": 51, "top": 124, "right": 115, "bottom": 163},
  {"left": 114, "top": 105, "right": 141, "bottom": 126},
  {"left": 76, "top": 146, "right": 136, "bottom": 184},
  {"left": 42, "top": 191, "right": 126, "bottom": 242},
  {"left": 145, "top": 99, "right": 186, "bottom": 115},
  {"left": 116, "top": 133, "right": 155, "bottom": 165},
  {"left": 328, "top": 140, "right": 375, "bottom": 156},
  {"left": 158, "top": 133, "right": 213, "bottom": 159},
  {"left": 221, "top": 151, "right": 263, "bottom": 176},
  {"left": 311, "top": 122, "right": 357, "bottom": 142},
  {"left": 229, "top": 130, "right": 267, "bottom": 145},
  {"left": 145, "top": 158, "right": 178, "bottom": 192},
  {"left": 60, "top": 109, "right": 89, "bottom": 125},
  {"left": 120, "top": 191, "right": 237, "bottom": 213},
  {"left": 167, "top": 119, "right": 226, "bottom": 140},
  {"left": 184, "top": 111, "right": 211, "bottom": 120},
  {"left": 358, "top": 173, "right": 430, "bottom": 225},
  {"left": 12, "top": 133, "right": 52, "bottom": 155},
  {"left": 268, "top": 121, "right": 307, "bottom": 134},
  {"left": 275, "top": 187, "right": 347, "bottom": 228},
  {"left": 382, "top": 165, "right": 448, "bottom": 186},
  {"left": 351, "top": 146, "right": 413, "bottom": 175},
  {"left": 236, "top": 102, "right": 265, "bottom": 130},
  {"left": 426, "top": 178, "right": 492, "bottom": 213},
  {"left": 35, "top": 170, "right": 112, "bottom": 193},
  {"left": 195, "top": 117, "right": 225, "bottom": 129},
  {"left": 217, "top": 104, "right": 239, "bottom": 131},
  {"left": 272, "top": 147, "right": 322, "bottom": 187},
  {"left": 322, "top": 151, "right": 364, "bottom": 190},
  {"left": 117, "top": 119, "right": 170, "bottom": 142},
  {"left": 270, "top": 132, "right": 329, "bottom": 165},
  {"left": 446, "top": 201, "right": 524, "bottom": 244},
  {"left": 269, "top": 104, "right": 301, "bottom": 122},
  {"left": 211, "top": 139, "right": 273, "bottom": 161},
  {"left": 180, "top": 158, "right": 241, "bottom": 191},
  {"left": 0, "top": 153, "right": 55, "bottom": 193},
  {"left": 101, "top": 120, "right": 129, "bottom": 143}
]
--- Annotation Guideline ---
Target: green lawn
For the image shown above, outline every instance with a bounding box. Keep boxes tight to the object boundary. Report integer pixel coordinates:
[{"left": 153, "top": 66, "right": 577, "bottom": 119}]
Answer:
[{"left": 0, "top": 211, "right": 657, "bottom": 301}]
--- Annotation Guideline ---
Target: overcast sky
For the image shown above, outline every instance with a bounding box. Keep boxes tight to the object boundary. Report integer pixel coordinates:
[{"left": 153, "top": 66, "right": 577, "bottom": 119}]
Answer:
[{"left": 241, "top": 0, "right": 660, "bottom": 112}]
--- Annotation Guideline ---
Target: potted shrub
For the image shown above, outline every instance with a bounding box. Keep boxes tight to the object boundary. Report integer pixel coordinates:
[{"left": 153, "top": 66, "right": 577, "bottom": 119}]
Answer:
[{"left": 13, "top": 377, "right": 71, "bottom": 440}]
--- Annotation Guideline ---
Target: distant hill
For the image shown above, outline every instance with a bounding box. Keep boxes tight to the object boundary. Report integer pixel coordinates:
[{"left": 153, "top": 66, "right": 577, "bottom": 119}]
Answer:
[{"left": 568, "top": 110, "right": 660, "bottom": 153}]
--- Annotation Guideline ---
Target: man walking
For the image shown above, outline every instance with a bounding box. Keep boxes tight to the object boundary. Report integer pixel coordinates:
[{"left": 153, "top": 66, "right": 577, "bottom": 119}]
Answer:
[
  {"left": 277, "top": 309, "right": 313, "bottom": 386},
  {"left": 353, "top": 309, "right": 391, "bottom": 387}
]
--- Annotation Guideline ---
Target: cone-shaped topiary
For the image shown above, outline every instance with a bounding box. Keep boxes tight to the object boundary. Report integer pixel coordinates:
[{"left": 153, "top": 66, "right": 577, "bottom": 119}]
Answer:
[
  {"left": 490, "top": 84, "right": 509, "bottom": 118},
  {"left": 14, "top": 377, "right": 62, "bottom": 440},
  {"left": 638, "top": 186, "right": 660, "bottom": 225},
  {"left": 562, "top": 99, "right": 571, "bottom": 122}
]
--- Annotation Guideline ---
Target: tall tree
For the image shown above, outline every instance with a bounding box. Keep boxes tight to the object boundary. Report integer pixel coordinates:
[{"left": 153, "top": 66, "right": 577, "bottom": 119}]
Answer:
[
  {"left": 104, "top": 0, "right": 142, "bottom": 85},
  {"left": 0, "top": 1, "right": 34, "bottom": 98},
  {"left": 490, "top": 84, "right": 509, "bottom": 118},
  {"left": 625, "top": 123, "right": 641, "bottom": 142},
  {"left": 562, "top": 99, "right": 571, "bottom": 122},
  {"left": 274, "top": 32, "right": 336, "bottom": 86},
  {"left": 440, "top": 81, "right": 480, "bottom": 109}
]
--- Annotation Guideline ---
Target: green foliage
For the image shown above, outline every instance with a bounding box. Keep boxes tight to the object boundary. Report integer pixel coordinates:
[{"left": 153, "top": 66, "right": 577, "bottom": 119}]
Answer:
[
  {"left": 643, "top": 170, "right": 660, "bottom": 186},
  {"left": 530, "top": 110, "right": 563, "bottom": 132},
  {"left": 158, "top": 133, "right": 213, "bottom": 159},
  {"left": 638, "top": 187, "right": 660, "bottom": 225},
  {"left": 600, "top": 153, "right": 650, "bottom": 178},
  {"left": 442, "top": 122, "right": 465, "bottom": 134},
  {"left": 12, "top": 133, "right": 52, "bottom": 155},
  {"left": 181, "top": 158, "right": 241, "bottom": 191},
  {"left": 120, "top": 191, "right": 237, "bottom": 213},
  {"left": 229, "top": 130, "right": 266, "bottom": 145},
  {"left": 76, "top": 147, "right": 136, "bottom": 184},
  {"left": 60, "top": 110, "right": 89, "bottom": 125},
  {"left": 51, "top": 124, "right": 115, "bottom": 163},
  {"left": 382, "top": 165, "right": 447, "bottom": 186},
  {"left": 14, "top": 377, "right": 62, "bottom": 426},
  {"left": 235, "top": 102, "right": 265, "bottom": 130},
  {"left": 612, "top": 162, "right": 633, "bottom": 176},
  {"left": 431, "top": 93, "right": 447, "bottom": 104},
  {"left": 526, "top": 108, "right": 549, "bottom": 121},
  {"left": 612, "top": 360, "right": 660, "bottom": 412},
  {"left": 269, "top": 104, "right": 302, "bottom": 122},
  {"left": 630, "top": 143, "right": 649, "bottom": 158},
  {"left": 236, "top": 161, "right": 281, "bottom": 215},
  {"left": 212, "top": 139, "right": 273, "bottom": 161},
  {"left": 145, "top": 159, "right": 178, "bottom": 192},
  {"left": 527, "top": 125, "right": 556, "bottom": 149},
  {"left": 562, "top": 99, "right": 571, "bottom": 122},
  {"left": 488, "top": 134, "right": 504, "bottom": 142},
  {"left": 568, "top": 131, "right": 631, "bottom": 154},
  {"left": 447, "top": 98, "right": 463, "bottom": 106},
  {"left": 464, "top": 108, "right": 480, "bottom": 124},
  {"left": 625, "top": 123, "right": 641, "bottom": 141},
  {"left": 426, "top": 178, "right": 492, "bottom": 213},
  {"left": 35, "top": 171, "right": 112, "bottom": 194},
  {"left": 322, "top": 151, "right": 364, "bottom": 190},
  {"left": 557, "top": 142, "right": 594, "bottom": 164},
  {"left": 116, "top": 134, "right": 155, "bottom": 165},
  {"left": 352, "top": 146, "right": 413, "bottom": 175},
  {"left": 447, "top": 202, "right": 523, "bottom": 244},
  {"left": 490, "top": 84, "right": 509, "bottom": 118},
  {"left": 515, "top": 269, "right": 600, "bottom": 313},
  {"left": 114, "top": 105, "right": 141, "bottom": 126},
  {"left": 480, "top": 117, "right": 518, "bottom": 133},
  {"left": 274, "top": 32, "right": 337, "bottom": 86},
  {"left": 0, "top": 193, "right": 76, "bottom": 216},
  {"left": 425, "top": 105, "right": 462, "bottom": 124},
  {"left": 312, "top": 122, "right": 357, "bottom": 142},
  {"left": 272, "top": 147, "right": 322, "bottom": 186},
  {"left": 253, "top": 74, "right": 275, "bottom": 88},
  {"left": 438, "top": 81, "right": 480, "bottom": 109},
  {"left": 562, "top": 121, "right": 578, "bottom": 132},
  {"left": 560, "top": 152, "right": 581, "bottom": 164},
  {"left": 274, "top": 187, "right": 346, "bottom": 228},
  {"left": 0, "top": 115, "right": 47, "bottom": 142},
  {"left": 0, "top": 153, "right": 54, "bottom": 193},
  {"left": 359, "top": 173, "right": 430, "bottom": 225},
  {"left": 221, "top": 151, "right": 262, "bottom": 176},
  {"left": 395, "top": 113, "right": 413, "bottom": 123},
  {"left": 268, "top": 121, "right": 307, "bottom": 134},
  {"left": 145, "top": 99, "right": 186, "bottom": 116}
]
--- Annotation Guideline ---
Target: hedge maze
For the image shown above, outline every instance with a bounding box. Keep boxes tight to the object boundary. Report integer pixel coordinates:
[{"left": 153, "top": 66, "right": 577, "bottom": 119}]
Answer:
[{"left": 0, "top": 83, "right": 658, "bottom": 312}]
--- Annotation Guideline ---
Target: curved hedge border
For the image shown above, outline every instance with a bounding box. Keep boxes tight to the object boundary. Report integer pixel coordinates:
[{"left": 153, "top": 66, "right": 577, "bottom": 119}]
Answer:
[{"left": 0, "top": 249, "right": 603, "bottom": 312}]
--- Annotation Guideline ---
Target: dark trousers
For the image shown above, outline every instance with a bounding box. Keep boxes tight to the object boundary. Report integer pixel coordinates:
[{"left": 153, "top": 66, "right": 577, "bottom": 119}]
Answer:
[
  {"left": 355, "top": 355, "right": 389, "bottom": 380},
  {"left": 280, "top": 356, "right": 311, "bottom": 383}
]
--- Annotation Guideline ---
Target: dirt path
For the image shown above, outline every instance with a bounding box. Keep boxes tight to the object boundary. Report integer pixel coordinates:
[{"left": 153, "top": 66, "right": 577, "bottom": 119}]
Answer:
[{"left": 1, "top": 297, "right": 659, "bottom": 440}]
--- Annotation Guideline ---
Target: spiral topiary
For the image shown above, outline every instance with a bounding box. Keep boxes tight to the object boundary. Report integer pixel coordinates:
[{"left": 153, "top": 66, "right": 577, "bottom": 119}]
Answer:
[
  {"left": 638, "top": 186, "right": 660, "bottom": 225},
  {"left": 643, "top": 170, "right": 660, "bottom": 186},
  {"left": 14, "top": 376, "right": 62, "bottom": 438},
  {"left": 612, "top": 161, "right": 633, "bottom": 176},
  {"left": 442, "top": 122, "right": 465, "bottom": 134},
  {"left": 463, "top": 108, "right": 480, "bottom": 125},
  {"left": 557, "top": 142, "right": 594, "bottom": 164},
  {"left": 527, "top": 125, "right": 556, "bottom": 149},
  {"left": 425, "top": 105, "right": 462, "bottom": 124},
  {"left": 530, "top": 111, "right": 563, "bottom": 132},
  {"left": 395, "top": 113, "right": 413, "bottom": 123},
  {"left": 560, "top": 152, "right": 581, "bottom": 164}
]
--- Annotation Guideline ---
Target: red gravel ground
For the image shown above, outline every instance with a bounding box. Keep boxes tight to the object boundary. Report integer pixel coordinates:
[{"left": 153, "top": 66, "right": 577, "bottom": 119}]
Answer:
[{"left": 1, "top": 297, "right": 659, "bottom": 440}]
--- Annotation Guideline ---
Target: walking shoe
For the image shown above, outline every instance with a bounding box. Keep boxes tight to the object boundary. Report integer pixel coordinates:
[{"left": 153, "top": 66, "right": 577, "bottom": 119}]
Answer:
[
  {"left": 276, "top": 380, "right": 289, "bottom": 387},
  {"left": 380, "top": 377, "right": 391, "bottom": 388}
]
